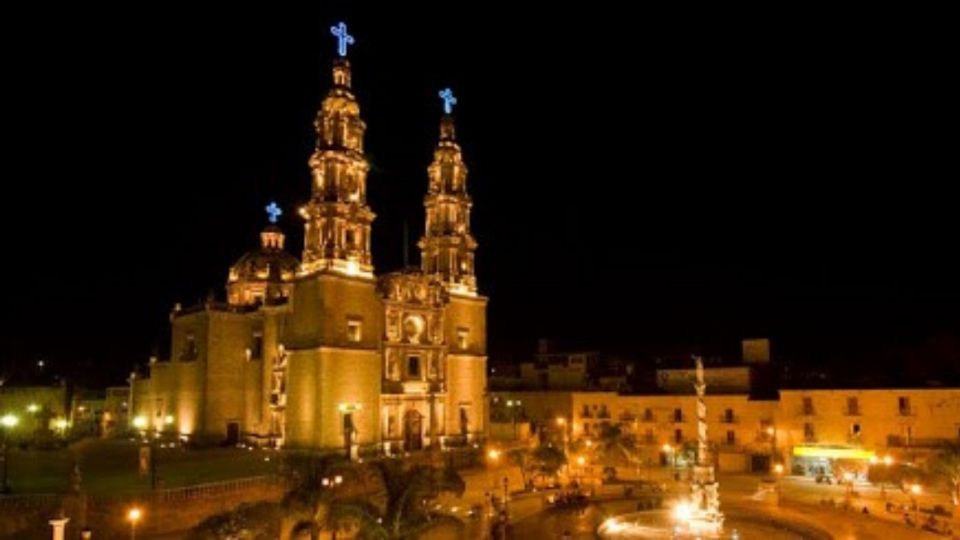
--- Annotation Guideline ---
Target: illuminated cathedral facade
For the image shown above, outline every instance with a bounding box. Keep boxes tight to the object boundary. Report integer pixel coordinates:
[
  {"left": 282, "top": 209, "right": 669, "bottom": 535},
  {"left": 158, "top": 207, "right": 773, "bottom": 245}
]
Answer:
[{"left": 131, "top": 28, "right": 487, "bottom": 455}]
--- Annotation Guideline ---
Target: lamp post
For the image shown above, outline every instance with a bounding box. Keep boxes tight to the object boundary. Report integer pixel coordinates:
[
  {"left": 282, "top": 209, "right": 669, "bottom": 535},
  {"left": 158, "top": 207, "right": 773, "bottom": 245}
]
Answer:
[
  {"left": 1, "top": 413, "right": 19, "bottom": 493},
  {"left": 127, "top": 507, "right": 142, "bottom": 540},
  {"left": 486, "top": 449, "right": 501, "bottom": 516},
  {"left": 506, "top": 400, "right": 522, "bottom": 440},
  {"left": 765, "top": 425, "right": 777, "bottom": 469},
  {"left": 774, "top": 463, "right": 784, "bottom": 505},
  {"left": 909, "top": 483, "right": 921, "bottom": 525}
]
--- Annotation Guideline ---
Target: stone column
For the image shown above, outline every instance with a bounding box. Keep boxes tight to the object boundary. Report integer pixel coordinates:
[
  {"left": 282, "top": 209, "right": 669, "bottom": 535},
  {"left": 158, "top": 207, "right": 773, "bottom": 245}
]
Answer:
[{"left": 48, "top": 517, "right": 69, "bottom": 540}]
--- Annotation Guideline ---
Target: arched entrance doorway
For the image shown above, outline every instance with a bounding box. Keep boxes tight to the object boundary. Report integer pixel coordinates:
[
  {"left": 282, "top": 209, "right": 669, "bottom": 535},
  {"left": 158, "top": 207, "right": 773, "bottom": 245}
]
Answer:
[{"left": 404, "top": 410, "right": 423, "bottom": 451}]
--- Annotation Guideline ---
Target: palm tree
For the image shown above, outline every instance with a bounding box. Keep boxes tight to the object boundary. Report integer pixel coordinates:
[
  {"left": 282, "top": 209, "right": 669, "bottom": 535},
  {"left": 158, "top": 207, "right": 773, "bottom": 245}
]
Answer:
[
  {"left": 597, "top": 423, "right": 638, "bottom": 467},
  {"left": 931, "top": 442, "right": 960, "bottom": 506},
  {"left": 328, "top": 460, "right": 466, "bottom": 539},
  {"left": 280, "top": 453, "right": 362, "bottom": 537}
]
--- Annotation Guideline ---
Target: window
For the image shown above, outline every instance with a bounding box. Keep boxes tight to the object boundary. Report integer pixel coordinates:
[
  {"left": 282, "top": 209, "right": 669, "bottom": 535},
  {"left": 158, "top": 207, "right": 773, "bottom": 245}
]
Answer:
[
  {"left": 804, "top": 422, "right": 815, "bottom": 441},
  {"left": 457, "top": 328, "right": 469, "bottom": 350},
  {"left": 898, "top": 396, "right": 911, "bottom": 415},
  {"left": 802, "top": 397, "right": 814, "bottom": 415},
  {"left": 847, "top": 397, "right": 859, "bottom": 415},
  {"left": 407, "top": 356, "right": 421, "bottom": 378},
  {"left": 674, "top": 408, "right": 683, "bottom": 423},
  {"left": 347, "top": 318, "right": 362, "bottom": 343},
  {"left": 726, "top": 430, "right": 736, "bottom": 445},
  {"left": 674, "top": 429, "right": 683, "bottom": 443},
  {"left": 851, "top": 423, "right": 861, "bottom": 436},
  {"left": 251, "top": 332, "right": 263, "bottom": 360},
  {"left": 643, "top": 408, "right": 654, "bottom": 422},
  {"left": 724, "top": 409, "right": 735, "bottom": 423},
  {"left": 182, "top": 333, "right": 198, "bottom": 362},
  {"left": 459, "top": 407, "right": 469, "bottom": 435}
]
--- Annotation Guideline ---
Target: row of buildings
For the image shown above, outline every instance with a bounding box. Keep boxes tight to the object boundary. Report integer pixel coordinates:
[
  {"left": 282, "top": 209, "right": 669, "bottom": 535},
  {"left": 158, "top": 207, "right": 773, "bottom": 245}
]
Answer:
[{"left": 490, "top": 340, "right": 960, "bottom": 474}]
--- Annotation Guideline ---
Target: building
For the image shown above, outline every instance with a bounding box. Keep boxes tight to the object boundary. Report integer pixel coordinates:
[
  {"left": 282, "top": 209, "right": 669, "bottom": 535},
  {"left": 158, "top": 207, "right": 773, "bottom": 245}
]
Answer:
[
  {"left": 492, "top": 369, "right": 960, "bottom": 474},
  {"left": 131, "top": 45, "right": 487, "bottom": 455},
  {"left": 489, "top": 339, "right": 628, "bottom": 391},
  {"left": 0, "top": 382, "right": 69, "bottom": 438}
]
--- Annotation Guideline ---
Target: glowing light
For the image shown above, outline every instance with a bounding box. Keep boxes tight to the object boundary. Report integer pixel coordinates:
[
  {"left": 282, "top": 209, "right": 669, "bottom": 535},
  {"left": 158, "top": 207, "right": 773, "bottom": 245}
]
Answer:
[
  {"left": 330, "top": 22, "right": 355, "bottom": 57},
  {"left": 774, "top": 463, "right": 784, "bottom": 475},
  {"left": 883, "top": 455, "right": 894, "bottom": 466},
  {"left": 792, "top": 446, "right": 875, "bottom": 461},
  {"left": 164, "top": 415, "right": 175, "bottom": 425},
  {"left": 322, "top": 477, "right": 330, "bottom": 487},
  {"left": 265, "top": 201, "right": 282, "bottom": 224},
  {"left": 673, "top": 502, "right": 693, "bottom": 523},
  {"left": 662, "top": 443, "right": 673, "bottom": 453},
  {"left": 487, "top": 449, "right": 501, "bottom": 461},
  {"left": 127, "top": 508, "right": 142, "bottom": 523},
  {"left": 1, "top": 414, "right": 19, "bottom": 428},
  {"left": 334, "top": 475, "right": 343, "bottom": 485},
  {"left": 54, "top": 418, "right": 69, "bottom": 430},
  {"left": 132, "top": 415, "right": 148, "bottom": 429},
  {"left": 765, "top": 426, "right": 775, "bottom": 436},
  {"left": 601, "top": 518, "right": 625, "bottom": 534},
  {"left": 438, "top": 88, "right": 457, "bottom": 115},
  {"left": 585, "top": 439, "right": 593, "bottom": 448},
  {"left": 576, "top": 456, "right": 586, "bottom": 466},
  {"left": 869, "top": 455, "right": 879, "bottom": 464},
  {"left": 555, "top": 417, "right": 566, "bottom": 426},
  {"left": 843, "top": 471, "right": 854, "bottom": 482},
  {"left": 910, "top": 483, "right": 922, "bottom": 495},
  {"left": 27, "top": 404, "right": 39, "bottom": 413}
]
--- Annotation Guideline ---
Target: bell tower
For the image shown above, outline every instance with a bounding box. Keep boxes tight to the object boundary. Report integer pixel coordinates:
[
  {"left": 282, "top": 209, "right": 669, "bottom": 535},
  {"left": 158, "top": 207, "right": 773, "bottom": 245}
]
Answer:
[
  {"left": 300, "top": 23, "right": 375, "bottom": 279},
  {"left": 418, "top": 88, "right": 477, "bottom": 295}
]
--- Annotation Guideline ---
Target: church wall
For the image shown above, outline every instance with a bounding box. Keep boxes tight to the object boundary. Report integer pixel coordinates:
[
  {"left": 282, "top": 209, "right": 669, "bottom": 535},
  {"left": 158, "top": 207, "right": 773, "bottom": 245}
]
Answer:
[
  {"left": 445, "top": 353, "right": 487, "bottom": 437},
  {"left": 316, "top": 347, "right": 382, "bottom": 448},
  {"left": 283, "top": 348, "right": 317, "bottom": 448},
  {"left": 202, "top": 311, "right": 253, "bottom": 438},
  {"left": 443, "top": 295, "right": 487, "bottom": 356},
  {"left": 285, "top": 274, "right": 382, "bottom": 350}
]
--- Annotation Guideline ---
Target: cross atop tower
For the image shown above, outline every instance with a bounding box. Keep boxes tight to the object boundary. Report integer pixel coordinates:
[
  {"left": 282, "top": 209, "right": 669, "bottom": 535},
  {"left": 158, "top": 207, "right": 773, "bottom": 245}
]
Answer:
[
  {"left": 330, "top": 22, "right": 355, "bottom": 57},
  {"left": 265, "top": 202, "right": 282, "bottom": 224},
  {"left": 439, "top": 88, "right": 457, "bottom": 115}
]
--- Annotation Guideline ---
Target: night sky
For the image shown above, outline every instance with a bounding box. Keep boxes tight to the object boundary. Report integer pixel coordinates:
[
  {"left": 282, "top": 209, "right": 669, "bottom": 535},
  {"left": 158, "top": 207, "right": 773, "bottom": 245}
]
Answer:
[{"left": 3, "top": 5, "right": 957, "bottom": 387}]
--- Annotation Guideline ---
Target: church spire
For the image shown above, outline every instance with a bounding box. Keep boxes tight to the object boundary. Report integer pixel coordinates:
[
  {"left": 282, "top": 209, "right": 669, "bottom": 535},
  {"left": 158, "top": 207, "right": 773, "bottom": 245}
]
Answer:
[
  {"left": 299, "top": 22, "right": 375, "bottom": 278},
  {"left": 418, "top": 88, "right": 478, "bottom": 295}
]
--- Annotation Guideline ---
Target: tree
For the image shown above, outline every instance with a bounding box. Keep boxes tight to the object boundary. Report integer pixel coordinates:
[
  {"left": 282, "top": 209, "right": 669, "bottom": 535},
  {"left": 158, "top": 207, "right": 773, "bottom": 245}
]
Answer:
[
  {"left": 328, "top": 460, "right": 465, "bottom": 539},
  {"left": 507, "top": 448, "right": 529, "bottom": 488},
  {"left": 529, "top": 445, "right": 566, "bottom": 483},
  {"left": 280, "top": 453, "right": 362, "bottom": 536},
  {"left": 597, "top": 423, "right": 638, "bottom": 468},
  {"left": 187, "top": 501, "right": 283, "bottom": 540},
  {"left": 930, "top": 443, "right": 960, "bottom": 506}
]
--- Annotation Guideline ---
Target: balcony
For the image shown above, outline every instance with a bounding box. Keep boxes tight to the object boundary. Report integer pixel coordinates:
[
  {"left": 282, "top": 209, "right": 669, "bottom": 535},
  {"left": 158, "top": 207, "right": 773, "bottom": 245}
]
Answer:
[
  {"left": 619, "top": 411, "right": 636, "bottom": 422},
  {"left": 597, "top": 409, "right": 611, "bottom": 419},
  {"left": 581, "top": 409, "right": 594, "bottom": 419},
  {"left": 887, "top": 435, "right": 957, "bottom": 449}
]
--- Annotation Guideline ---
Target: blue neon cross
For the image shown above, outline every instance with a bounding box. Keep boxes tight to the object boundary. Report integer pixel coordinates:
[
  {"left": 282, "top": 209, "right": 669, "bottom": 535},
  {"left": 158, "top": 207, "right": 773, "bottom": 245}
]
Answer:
[
  {"left": 265, "top": 202, "right": 282, "bottom": 224},
  {"left": 330, "top": 22, "right": 355, "bottom": 57},
  {"left": 439, "top": 88, "right": 457, "bottom": 114}
]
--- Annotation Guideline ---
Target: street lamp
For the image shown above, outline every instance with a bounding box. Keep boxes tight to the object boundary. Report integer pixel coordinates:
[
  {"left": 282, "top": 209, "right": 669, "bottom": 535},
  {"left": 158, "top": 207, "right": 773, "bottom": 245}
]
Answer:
[
  {"left": 909, "top": 483, "right": 922, "bottom": 524},
  {"left": 127, "top": 507, "right": 142, "bottom": 540},
  {"left": 774, "top": 463, "right": 784, "bottom": 504},
  {"left": 1, "top": 413, "right": 19, "bottom": 493}
]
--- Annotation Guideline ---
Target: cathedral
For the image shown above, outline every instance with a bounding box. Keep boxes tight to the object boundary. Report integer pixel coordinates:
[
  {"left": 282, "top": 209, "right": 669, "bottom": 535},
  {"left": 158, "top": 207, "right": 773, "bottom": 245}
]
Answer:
[{"left": 131, "top": 25, "right": 487, "bottom": 455}]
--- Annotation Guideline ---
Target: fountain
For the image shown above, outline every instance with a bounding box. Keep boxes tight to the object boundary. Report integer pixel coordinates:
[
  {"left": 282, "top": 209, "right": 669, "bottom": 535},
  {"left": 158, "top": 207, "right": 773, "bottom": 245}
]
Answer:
[{"left": 594, "top": 357, "right": 827, "bottom": 539}]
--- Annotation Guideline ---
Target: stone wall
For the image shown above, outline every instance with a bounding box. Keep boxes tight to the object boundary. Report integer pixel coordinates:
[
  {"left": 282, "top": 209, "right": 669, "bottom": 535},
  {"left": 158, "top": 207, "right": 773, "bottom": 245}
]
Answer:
[{"left": 0, "top": 476, "right": 286, "bottom": 540}]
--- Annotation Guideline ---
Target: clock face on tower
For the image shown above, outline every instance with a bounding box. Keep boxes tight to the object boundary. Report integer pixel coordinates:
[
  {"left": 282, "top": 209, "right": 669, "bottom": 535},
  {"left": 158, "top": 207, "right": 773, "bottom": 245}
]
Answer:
[{"left": 403, "top": 314, "right": 426, "bottom": 344}]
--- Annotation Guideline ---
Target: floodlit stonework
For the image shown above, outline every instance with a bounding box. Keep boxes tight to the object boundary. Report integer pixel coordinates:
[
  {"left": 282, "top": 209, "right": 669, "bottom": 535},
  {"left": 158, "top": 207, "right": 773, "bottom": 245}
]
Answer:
[{"left": 132, "top": 58, "right": 487, "bottom": 454}]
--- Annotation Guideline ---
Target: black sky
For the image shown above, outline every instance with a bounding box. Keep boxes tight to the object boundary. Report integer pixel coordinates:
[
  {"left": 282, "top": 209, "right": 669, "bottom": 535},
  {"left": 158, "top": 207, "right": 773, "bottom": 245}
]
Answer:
[{"left": 2, "top": 5, "right": 957, "bottom": 386}]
